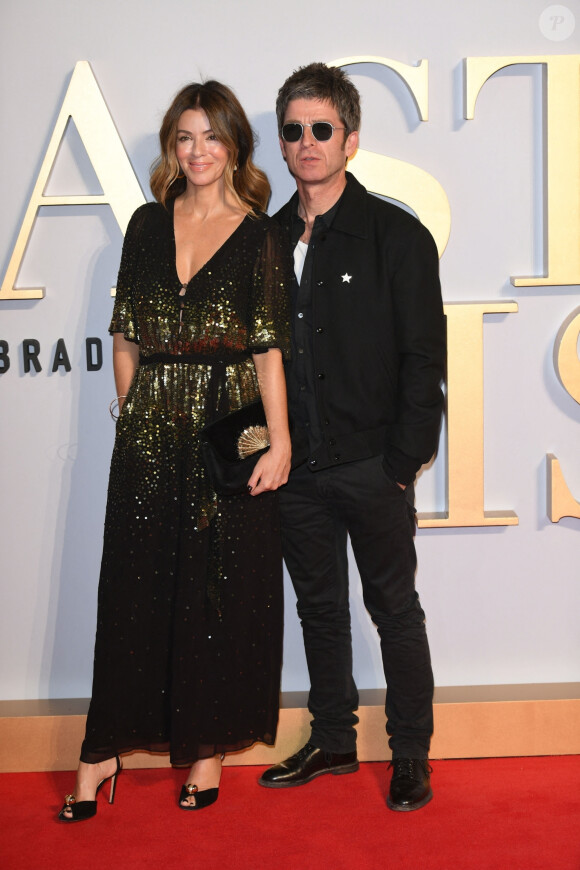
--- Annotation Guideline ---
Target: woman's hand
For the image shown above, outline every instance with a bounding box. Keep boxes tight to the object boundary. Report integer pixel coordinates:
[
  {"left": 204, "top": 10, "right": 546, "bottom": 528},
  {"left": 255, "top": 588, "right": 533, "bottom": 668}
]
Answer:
[
  {"left": 249, "top": 348, "right": 291, "bottom": 496},
  {"left": 247, "top": 441, "right": 291, "bottom": 495},
  {"left": 112, "top": 333, "right": 139, "bottom": 413}
]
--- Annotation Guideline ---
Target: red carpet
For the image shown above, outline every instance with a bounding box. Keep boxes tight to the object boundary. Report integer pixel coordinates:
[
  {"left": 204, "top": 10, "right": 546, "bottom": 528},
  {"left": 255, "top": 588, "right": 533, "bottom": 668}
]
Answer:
[{"left": 1, "top": 757, "right": 579, "bottom": 869}]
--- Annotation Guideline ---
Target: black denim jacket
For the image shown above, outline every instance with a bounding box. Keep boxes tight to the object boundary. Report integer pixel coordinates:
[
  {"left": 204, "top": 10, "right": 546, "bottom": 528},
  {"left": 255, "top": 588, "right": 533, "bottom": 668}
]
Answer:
[{"left": 274, "top": 173, "right": 446, "bottom": 485}]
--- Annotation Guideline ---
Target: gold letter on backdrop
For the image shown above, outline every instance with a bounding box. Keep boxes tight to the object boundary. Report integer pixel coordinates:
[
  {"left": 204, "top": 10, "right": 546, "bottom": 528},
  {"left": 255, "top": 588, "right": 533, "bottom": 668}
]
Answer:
[
  {"left": 547, "top": 455, "right": 580, "bottom": 521},
  {"left": 547, "top": 306, "right": 580, "bottom": 521},
  {"left": 0, "top": 61, "right": 145, "bottom": 299},
  {"left": 419, "top": 302, "right": 519, "bottom": 528},
  {"left": 554, "top": 307, "right": 580, "bottom": 405},
  {"left": 464, "top": 55, "right": 580, "bottom": 287},
  {"left": 331, "top": 56, "right": 451, "bottom": 256}
]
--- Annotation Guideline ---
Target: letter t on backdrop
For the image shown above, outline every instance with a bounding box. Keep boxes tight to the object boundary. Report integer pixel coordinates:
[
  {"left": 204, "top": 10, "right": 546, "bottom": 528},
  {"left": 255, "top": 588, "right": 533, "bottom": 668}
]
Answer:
[{"left": 464, "top": 55, "right": 580, "bottom": 287}]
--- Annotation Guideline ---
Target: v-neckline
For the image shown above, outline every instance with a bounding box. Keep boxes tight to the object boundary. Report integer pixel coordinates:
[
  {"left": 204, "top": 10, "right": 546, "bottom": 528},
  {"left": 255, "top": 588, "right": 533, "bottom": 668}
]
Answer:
[{"left": 171, "top": 200, "right": 249, "bottom": 292}]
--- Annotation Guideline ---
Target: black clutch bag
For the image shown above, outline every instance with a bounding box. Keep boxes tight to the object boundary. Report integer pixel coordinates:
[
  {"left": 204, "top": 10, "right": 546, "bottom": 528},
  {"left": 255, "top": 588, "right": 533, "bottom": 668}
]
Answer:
[{"left": 201, "top": 400, "right": 270, "bottom": 495}]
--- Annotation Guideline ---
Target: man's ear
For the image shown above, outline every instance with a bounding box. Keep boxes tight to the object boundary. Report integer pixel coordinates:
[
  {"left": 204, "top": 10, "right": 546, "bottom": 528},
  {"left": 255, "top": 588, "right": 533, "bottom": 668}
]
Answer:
[{"left": 345, "top": 130, "right": 359, "bottom": 161}]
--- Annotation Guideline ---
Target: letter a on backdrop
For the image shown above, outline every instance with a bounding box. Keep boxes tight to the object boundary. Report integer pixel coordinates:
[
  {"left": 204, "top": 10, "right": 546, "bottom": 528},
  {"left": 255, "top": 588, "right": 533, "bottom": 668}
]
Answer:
[{"left": 0, "top": 61, "right": 145, "bottom": 299}]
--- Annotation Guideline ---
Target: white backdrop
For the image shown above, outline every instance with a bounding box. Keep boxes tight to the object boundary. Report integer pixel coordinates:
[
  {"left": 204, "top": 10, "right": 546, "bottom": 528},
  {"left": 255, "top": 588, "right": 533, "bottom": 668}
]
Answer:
[{"left": 1, "top": 0, "right": 579, "bottom": 701}]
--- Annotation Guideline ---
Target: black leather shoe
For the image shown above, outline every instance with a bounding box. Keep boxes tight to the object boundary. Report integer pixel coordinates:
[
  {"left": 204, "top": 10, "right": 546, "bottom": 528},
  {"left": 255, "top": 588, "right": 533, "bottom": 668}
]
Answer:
[
  {"left": 387, "top": 758, "right": 433, "bottom": 811},
  {"left": 258, "top": 742, "right": 359, "bottom": 788}
]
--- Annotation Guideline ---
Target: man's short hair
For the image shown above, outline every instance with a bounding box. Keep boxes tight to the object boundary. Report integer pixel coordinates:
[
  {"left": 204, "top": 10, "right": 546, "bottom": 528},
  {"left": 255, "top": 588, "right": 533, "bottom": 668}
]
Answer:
[{"left": 276, "top": 62, "right": 361, "bottom": 137}]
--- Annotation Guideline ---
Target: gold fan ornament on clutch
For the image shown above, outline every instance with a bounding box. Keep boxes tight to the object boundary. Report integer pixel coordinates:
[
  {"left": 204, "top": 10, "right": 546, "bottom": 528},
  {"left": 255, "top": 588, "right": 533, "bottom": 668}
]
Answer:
[{"left": 237, "top": 425, "right": 270, "bottom": 459}]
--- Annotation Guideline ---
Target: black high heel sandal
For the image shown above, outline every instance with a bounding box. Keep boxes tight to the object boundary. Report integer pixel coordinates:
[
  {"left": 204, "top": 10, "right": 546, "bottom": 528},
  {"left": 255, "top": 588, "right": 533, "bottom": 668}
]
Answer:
[
  {"left": 58, "top": 756, "right": 121, "bottom": 822},
  {"left": 179, "top": 754, "right": 224, "bottom": 811}
]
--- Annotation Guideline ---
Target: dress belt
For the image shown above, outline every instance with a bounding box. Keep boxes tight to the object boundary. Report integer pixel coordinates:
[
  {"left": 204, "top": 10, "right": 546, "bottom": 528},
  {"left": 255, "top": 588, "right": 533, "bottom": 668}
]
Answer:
[
  {"left": 138, "top": 352, "right": 250, "bottom": 366},
  {"left": 138, "top": 351, "right": 251, "bottom": 416}
]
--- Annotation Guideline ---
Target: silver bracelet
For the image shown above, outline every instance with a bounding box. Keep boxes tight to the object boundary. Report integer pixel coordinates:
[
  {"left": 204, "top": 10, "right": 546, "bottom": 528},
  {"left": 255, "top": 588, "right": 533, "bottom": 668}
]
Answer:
[{"left": 109, "top": 395, "right": 127, "bottom": 421}]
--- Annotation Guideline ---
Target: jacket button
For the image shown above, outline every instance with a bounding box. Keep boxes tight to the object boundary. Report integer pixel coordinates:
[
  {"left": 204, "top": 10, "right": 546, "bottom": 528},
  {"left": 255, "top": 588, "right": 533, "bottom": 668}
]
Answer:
[
  {"left": 317, "top": 280, "right": 324, "bottom": 286},
  {"left": 317, "top": 372, "right": 325, "bottom": 379},
  {"left": 316, "top": 327, "right": 324, "bottom": 333},
  {"left": 309, "top": 459, "right": 317, "bottom": 466},
  {"left": 328, "top": 438, "right": 336, "bottom": 446},
  {"left": 334, "top": 454, "right": 341, "bottom": 461}
]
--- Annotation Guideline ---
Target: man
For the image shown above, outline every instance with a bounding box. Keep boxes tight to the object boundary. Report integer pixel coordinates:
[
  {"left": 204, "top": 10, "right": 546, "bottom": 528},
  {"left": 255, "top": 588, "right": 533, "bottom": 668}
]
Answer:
[{"left": 259, "top": 63, "right": 446, "bottom": 811}]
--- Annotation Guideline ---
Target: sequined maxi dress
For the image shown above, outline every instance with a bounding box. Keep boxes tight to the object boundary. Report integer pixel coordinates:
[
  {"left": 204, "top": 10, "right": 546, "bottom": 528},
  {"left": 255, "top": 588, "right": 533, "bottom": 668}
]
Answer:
[{"left": 81, "top": 202, "right": 291, "bottom": 766}]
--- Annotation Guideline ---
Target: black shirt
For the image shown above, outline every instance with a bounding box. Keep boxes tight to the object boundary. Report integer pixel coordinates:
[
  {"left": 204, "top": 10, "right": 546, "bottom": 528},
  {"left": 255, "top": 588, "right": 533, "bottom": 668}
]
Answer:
[{"left": 289, "top": 197, "right": 341, "bottom": 453}]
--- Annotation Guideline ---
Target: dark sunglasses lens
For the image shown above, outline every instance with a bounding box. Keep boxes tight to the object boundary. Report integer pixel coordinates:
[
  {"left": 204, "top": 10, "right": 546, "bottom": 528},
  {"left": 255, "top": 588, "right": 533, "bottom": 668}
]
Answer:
[
  {"left": 282, "top": 124, "right": 303, "bottom": 142},
  {"left": 312, "top": 123, "right": 334, "bottom": 141}
]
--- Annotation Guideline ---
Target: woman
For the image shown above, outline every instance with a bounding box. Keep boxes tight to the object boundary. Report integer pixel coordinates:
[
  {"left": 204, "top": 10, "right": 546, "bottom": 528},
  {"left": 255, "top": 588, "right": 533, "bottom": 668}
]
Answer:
[{"left": 59, "top": 81, "right": 292, "bottom": 820}]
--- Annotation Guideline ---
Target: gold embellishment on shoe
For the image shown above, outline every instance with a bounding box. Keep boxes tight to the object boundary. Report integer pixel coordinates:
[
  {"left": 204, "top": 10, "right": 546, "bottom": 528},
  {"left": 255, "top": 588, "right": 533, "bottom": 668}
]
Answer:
[
  {"left": 185, "top": 784, "right": 198, "bottom": 795},
  {"left": 237, "top": 426, "right": 269, "bottom": 459},
  {"left": 64, "top": 794, "right": 76, "bottom": 805}
]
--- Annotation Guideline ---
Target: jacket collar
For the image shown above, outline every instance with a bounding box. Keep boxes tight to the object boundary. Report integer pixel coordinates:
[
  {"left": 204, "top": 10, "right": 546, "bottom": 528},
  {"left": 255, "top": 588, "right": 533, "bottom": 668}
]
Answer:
[
  {"left": 331, "top": 172, "right": 368, "bottom": 240},
  {"left": 278, "top": 171, "right": 368, "bottom": 240}
]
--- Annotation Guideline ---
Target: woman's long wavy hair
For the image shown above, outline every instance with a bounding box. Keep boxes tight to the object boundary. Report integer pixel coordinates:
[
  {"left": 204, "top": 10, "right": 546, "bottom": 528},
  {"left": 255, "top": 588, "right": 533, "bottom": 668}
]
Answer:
[{"left": 150, "top": 80, "right": 270, "bottom": 213}]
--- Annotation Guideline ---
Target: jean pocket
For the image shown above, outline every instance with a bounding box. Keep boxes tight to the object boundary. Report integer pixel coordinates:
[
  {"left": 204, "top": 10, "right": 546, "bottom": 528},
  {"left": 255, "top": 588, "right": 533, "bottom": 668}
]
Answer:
[{"left": 379, "top": 457, "right": 407, "bottom": 494}]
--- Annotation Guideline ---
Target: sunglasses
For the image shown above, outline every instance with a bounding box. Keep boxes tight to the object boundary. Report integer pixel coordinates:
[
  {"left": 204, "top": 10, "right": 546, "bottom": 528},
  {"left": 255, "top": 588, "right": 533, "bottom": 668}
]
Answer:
[{"left": 281, "top": 122, "right": 345, "bottom": 142}]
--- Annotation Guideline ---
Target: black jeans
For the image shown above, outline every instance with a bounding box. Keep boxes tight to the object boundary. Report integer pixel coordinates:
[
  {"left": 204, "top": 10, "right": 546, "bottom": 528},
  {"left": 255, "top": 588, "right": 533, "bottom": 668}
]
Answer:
[{"left": 280, "top": 455, "right": 433, "bottom": 759}]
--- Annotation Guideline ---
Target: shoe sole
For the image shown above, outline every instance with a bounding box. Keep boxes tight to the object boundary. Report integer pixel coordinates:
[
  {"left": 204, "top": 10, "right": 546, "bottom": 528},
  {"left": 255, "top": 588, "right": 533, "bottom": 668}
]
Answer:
[
  {"left": 258, "top": 761, "right": 359, "bottom": 789},
  {"left": 386, "top": 787, "right": 433, "bottom": 812}
]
